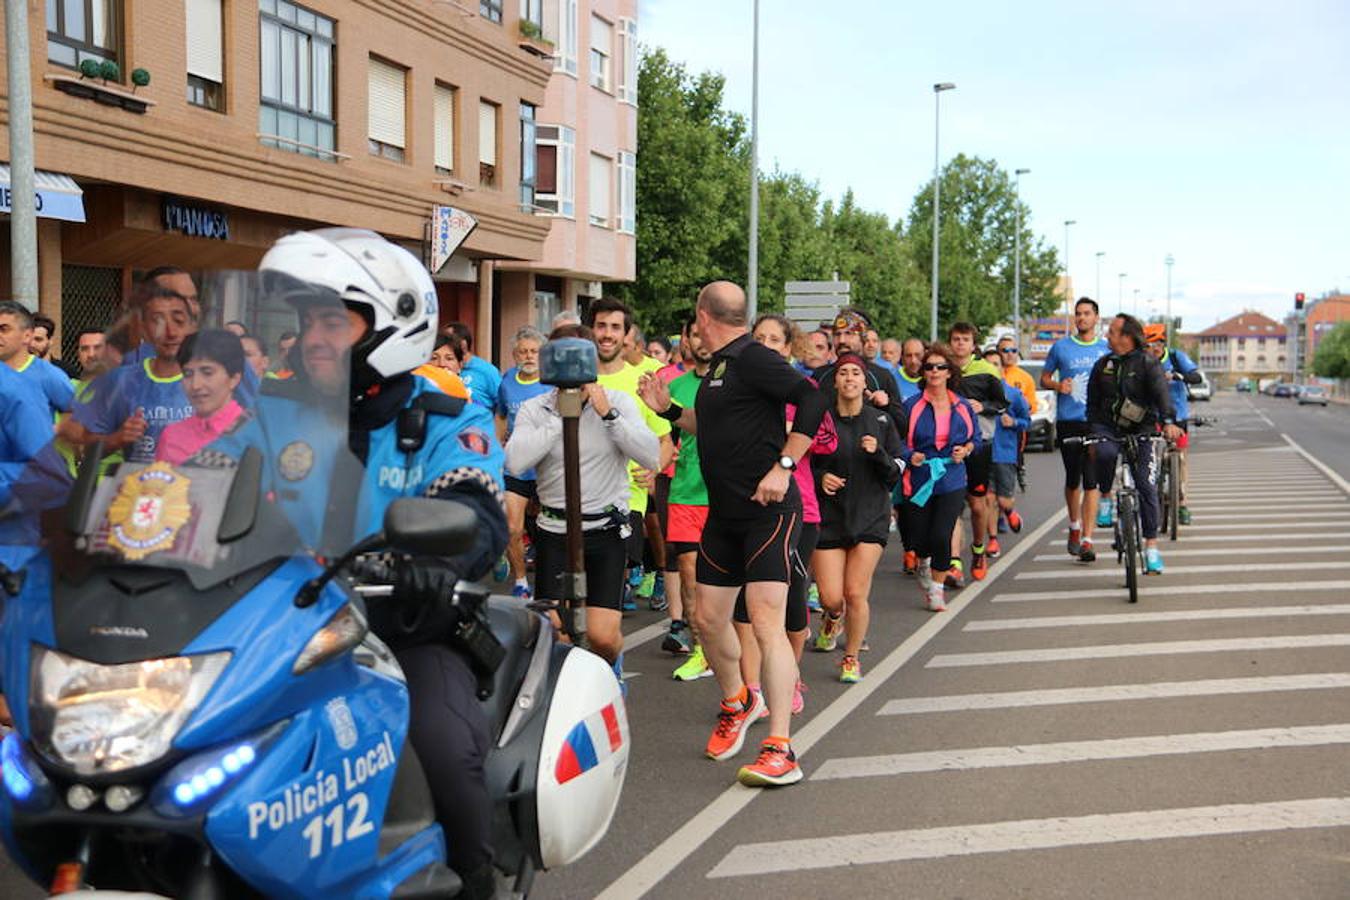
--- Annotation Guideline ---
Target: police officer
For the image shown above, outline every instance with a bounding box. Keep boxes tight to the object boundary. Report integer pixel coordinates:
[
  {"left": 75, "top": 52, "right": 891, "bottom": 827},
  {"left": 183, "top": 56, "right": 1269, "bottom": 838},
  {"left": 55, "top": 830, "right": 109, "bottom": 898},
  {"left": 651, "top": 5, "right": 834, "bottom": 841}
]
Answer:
[{"left": 223, "top": 229, "right": 508, "bottom": 898}]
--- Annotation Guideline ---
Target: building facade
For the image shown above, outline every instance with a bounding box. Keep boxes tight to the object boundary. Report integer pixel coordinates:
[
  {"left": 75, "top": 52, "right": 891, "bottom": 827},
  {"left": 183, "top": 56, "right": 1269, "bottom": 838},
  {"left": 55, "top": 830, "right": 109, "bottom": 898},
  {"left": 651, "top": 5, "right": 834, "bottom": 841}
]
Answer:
[
  {"left": 1188, "top": 311, "right": 1288, "bottom": 385},
  {"left": 494, "top": 0, "right": 638, "bottom": 341},
  {"left": 1303, "top": 293, "right": 1350, "bottom": 368},
  {"left": 0, "top": 0, "right": 558, "bottom": 365}
]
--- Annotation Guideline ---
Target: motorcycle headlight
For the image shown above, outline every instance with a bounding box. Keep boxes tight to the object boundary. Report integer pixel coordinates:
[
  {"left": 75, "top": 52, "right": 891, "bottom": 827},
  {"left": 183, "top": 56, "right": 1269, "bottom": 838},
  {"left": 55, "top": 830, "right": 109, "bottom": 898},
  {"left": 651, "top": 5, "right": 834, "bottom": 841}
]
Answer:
[{"left": 29, "top": 648, "right": 231, "bottom": 776}]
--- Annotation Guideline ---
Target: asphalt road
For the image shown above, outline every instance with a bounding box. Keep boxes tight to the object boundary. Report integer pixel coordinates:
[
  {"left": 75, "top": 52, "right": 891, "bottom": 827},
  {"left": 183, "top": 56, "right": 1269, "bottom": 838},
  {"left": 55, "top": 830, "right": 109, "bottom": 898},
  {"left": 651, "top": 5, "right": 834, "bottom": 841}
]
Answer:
[{"left": 3, "top": 389, "right": 1346, "bottom": 897}]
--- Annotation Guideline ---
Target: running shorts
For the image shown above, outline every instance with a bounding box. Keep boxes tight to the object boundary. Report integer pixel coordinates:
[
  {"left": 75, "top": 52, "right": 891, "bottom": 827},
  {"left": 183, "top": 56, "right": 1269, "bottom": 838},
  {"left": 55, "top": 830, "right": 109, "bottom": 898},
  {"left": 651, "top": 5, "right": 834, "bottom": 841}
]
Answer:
[
  {"left": 697, "top": 511, "right": 801, "bottom": 587},
  {"left": 991, "top": 461, "right": 1018, "bottom": 499},
  {"left": 667, "top": 503, "right": 710, "bottom": 544},
  {"left": 965, "top": 445, "right": 993, "bottom": 497},
  {"left": 534, "top": 526, "right": 626, "bottom": 611}
]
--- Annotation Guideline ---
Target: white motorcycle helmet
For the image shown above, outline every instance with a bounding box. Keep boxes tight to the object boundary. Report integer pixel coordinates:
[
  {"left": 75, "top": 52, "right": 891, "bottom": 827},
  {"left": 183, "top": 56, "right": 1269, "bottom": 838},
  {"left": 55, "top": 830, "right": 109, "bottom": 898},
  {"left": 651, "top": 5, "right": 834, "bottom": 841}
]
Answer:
[{"left": 259, "top": 228, "right": 438, "bottom": 394}]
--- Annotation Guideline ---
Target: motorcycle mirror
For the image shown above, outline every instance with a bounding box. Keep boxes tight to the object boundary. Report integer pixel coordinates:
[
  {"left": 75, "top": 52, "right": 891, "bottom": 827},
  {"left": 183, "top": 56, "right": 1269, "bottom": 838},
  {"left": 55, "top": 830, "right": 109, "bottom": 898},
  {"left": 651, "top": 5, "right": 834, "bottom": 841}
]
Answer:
[{"left": 383, "top": 498, "right": 478, "bottom": 557}]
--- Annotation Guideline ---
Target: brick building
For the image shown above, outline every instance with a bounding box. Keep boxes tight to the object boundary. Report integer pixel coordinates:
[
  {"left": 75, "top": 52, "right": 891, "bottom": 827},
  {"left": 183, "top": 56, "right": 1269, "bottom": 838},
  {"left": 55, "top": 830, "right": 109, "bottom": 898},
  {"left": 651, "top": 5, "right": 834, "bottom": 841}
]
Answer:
[
  {"left": 1186, "top": 311, "right": 1288, "bottom": 386},
  {"left": 0, "top": 0, "right": 571, "bottom": 365}
]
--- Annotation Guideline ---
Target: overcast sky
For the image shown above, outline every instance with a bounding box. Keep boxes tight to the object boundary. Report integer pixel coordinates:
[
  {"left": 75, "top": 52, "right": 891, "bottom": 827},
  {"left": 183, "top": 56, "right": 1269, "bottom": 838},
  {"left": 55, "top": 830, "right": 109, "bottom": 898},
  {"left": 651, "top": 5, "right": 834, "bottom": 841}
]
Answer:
[{"left": 641, "top": 0, "right": 1350, "bottom": 331}]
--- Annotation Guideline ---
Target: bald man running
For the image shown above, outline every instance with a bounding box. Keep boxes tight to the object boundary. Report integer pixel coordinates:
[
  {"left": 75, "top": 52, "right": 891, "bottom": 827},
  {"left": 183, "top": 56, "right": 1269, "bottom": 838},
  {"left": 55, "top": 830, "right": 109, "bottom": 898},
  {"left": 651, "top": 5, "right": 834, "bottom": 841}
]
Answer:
[{"left": 639, "top": 282, "right": 829, "bottom": 786}]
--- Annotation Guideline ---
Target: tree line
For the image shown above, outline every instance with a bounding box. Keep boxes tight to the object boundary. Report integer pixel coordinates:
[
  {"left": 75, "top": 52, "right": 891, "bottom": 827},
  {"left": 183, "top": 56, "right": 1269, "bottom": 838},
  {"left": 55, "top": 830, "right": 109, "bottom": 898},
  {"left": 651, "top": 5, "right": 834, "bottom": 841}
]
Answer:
[{"left": 619, "top": 48, "right": 1066, "bottom": 340}]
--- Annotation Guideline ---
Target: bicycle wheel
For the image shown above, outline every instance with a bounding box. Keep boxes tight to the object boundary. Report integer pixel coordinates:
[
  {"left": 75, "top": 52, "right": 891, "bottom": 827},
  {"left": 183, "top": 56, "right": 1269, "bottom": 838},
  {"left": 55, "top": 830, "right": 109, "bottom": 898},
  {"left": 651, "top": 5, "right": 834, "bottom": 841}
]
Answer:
[
  {"left": 1119, "top": 492, "right": 1140, "bottom": 603},
  {"left": 1167, "top": 451, "right": 1181, "bottom": 541}
]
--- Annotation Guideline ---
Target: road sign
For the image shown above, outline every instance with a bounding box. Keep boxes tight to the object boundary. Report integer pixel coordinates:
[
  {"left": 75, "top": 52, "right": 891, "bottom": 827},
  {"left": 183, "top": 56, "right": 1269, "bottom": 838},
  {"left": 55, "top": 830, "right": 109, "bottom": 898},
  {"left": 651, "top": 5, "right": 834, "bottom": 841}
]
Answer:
[{"left": 785, "top": 280, "right": 850, "bottom": 329}]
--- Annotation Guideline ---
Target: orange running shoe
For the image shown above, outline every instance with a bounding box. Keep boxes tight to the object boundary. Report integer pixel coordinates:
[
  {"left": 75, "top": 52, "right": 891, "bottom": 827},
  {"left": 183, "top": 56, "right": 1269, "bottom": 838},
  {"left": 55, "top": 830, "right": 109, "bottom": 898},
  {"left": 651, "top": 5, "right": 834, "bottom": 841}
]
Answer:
[
  {"left": 903, "top": 550, "right": 918, "bottom": 574},
  {"left": 705, "top": 690, "right": 766, "bottom": 761},
  {"left": 971, "top": 550, "right": 989, "bottom": 581},
  {"left": 737, "top": 740, "right": 803, "bottom": 786}
]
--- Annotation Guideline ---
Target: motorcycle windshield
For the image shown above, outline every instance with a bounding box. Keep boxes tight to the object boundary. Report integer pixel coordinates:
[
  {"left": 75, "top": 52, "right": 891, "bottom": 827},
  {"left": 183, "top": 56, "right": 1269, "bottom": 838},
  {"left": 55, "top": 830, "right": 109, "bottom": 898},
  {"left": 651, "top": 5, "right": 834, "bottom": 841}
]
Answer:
[{"left": 12, "top": 271, "right": 368, "bottom": 590}]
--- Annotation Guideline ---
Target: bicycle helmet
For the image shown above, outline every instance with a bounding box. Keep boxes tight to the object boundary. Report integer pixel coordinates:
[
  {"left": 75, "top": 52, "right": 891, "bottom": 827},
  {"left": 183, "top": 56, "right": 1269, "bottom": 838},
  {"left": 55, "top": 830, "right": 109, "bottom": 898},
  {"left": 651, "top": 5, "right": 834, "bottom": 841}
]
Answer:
[
  {"left": 1143, "top": 323, "right": 1167, "bottom": 344},
  {"left": 259, "top": 228, "right": 438, "bottom": 396}
]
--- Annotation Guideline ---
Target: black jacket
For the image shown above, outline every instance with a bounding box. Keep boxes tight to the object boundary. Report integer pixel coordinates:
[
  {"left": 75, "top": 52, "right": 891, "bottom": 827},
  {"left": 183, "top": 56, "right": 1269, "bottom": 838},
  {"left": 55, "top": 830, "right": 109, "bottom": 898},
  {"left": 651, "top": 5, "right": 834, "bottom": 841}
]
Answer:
[
  {"left": 1086, "top": 348, "right": 1176, "bottom": 433},
  {"left": 813, "top": 360, "right": 905, "bottom": 441},
  {"left": 816, "top": 403, "right": 903, "bottom": 545}
]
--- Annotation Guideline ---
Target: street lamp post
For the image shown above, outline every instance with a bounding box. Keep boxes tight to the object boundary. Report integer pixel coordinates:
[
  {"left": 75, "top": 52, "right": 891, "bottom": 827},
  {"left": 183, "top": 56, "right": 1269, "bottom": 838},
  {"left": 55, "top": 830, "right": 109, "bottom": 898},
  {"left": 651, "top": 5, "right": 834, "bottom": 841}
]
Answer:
[
  {"left": 747, "top": 0, "right": 761, "bottom": 321},
  {"left": 1062, "top": 219, "right": 1076, "bottom": 331},
  {"left": 1165, "top": 253, "right": 1174, "bottom": 328},
  {"left": 5, "top": 0, "right": 39, "bottom": 311},
  {"left": 1133, "top": 288, "right": 1140, "bottom": 317},
  {"left": 930, "top": 82, "right": 956, "bottom": 342},
  {"left": 1013, "top": 168, "right": 1030, "bottom": 350},
  {"left": 1095, "top": 251, "right": 1106, "bottom": 302},
  {"left": 1118, "top": 272, "right": 1127, "bottom": 309}
]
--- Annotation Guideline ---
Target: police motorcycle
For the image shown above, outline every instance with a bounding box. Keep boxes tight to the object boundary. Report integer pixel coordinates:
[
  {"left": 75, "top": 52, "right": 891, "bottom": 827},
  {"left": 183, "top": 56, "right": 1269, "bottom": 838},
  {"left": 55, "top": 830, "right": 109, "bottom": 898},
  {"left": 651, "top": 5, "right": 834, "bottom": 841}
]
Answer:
[{"left": 0, "top": 263, "right": 628, "bottom": 898}]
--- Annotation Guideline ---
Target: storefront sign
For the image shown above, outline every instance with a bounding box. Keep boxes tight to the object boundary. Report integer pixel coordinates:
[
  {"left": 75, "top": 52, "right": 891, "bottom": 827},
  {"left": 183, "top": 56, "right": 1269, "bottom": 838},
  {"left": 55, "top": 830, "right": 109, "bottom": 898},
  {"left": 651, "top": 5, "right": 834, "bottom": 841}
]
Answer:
[
  {"left": 429, "top": 206, "right": 477, "bottom": 274},
  {"left": 162, "top": 196, "right": 230, "bottom": 241},
  {"left": 0, "top": 164, "right": 86, "bottom": 222}
]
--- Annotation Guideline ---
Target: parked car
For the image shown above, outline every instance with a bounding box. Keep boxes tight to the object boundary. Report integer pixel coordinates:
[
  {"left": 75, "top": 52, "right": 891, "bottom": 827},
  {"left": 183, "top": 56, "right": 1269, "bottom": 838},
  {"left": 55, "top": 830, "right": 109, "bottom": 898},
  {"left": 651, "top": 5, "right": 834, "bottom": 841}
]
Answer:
[
  {"left": 1272, "top": 383, "right": 1298, "bottom": 398},
  {"left": 1236, "top": 378, "right": 1253, "bottom": 393},
  {"left": 1187, "top": 372, "right": 1212, "bottom": 402},
  {"left": 1298, "top": 385, "right": 1329, "bottom": 406},
  {"left": 1016, "top": 361, "right": 1057, "bottom": 451}
]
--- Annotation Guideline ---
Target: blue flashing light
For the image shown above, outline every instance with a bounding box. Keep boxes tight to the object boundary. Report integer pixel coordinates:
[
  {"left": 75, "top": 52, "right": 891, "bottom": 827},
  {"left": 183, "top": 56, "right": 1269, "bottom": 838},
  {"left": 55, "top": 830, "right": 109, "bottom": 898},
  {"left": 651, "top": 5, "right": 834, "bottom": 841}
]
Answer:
[
  {"left": 165, "top": 741, "right": 261, "bottom": 811},
  {"left": 2, "top": 734, "right": 52, "bottom": 810},
  {"left": 2, "top": 748, "right": 34, "bottom": 802}
]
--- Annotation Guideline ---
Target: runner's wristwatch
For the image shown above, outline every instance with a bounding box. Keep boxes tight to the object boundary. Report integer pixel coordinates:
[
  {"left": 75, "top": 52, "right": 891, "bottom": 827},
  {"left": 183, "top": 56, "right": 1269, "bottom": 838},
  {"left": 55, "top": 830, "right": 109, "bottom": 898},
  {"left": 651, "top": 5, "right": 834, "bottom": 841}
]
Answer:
[{"left": 778, "top": 455, "right": 797, "bottom": 472}]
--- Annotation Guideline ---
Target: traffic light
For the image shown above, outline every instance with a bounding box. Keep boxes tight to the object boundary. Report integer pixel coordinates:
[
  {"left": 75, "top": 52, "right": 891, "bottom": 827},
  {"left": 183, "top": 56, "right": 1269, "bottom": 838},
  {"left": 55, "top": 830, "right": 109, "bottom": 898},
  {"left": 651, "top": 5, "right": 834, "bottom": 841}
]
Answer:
[{"left": 1295, "top": 292, "right": 1305, "bottom": 310}]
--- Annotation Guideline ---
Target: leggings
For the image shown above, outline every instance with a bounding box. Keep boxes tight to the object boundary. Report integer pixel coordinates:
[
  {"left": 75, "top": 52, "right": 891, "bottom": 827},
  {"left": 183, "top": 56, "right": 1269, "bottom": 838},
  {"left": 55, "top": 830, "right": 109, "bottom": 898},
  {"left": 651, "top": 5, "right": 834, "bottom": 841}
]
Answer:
[
  {"left": 905, "top": 489, "right": 967, "bottom": 572},
  {"left": 733, "top": 521, "right": 817, "bottom": 633},
  {"left": 1093, "top": 438, "right": 1161, "bottom": 540},
  {"left": 895, "top": 499, "right": 917, "bottom": 553}
]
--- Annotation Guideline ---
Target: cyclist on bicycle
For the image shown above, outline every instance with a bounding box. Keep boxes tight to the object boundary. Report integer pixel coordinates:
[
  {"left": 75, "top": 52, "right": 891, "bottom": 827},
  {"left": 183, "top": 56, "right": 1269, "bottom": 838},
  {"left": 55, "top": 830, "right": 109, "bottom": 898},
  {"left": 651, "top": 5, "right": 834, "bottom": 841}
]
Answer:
[
  {"left": 1079, "top": 314, "right": 1182, "bottom": 573},
  {"left": 1144, "top": 323, "right": 1202, "bottom": 525}
]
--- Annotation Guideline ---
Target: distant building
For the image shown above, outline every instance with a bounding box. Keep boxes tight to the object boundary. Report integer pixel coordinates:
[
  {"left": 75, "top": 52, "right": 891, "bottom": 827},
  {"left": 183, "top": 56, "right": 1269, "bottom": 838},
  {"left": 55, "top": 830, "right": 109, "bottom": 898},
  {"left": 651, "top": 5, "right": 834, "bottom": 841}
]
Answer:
[
  {"left": 1303, "top": 293, "right": 1350, "bottom": 365},
  {"left": 1185, "top": 311, "right": 1288, "bottom": 385}
]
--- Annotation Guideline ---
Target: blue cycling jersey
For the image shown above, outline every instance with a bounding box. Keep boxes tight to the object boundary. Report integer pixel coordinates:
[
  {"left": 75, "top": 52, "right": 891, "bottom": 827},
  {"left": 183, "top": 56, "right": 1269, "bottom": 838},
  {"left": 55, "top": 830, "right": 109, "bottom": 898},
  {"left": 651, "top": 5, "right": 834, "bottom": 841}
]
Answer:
[
  {"left": 459, "top": 356, "right": 502, "bottom": 409},
  {"left": 1160, "top": 347, "right": 1199, "bottom": 422},
  {"left": 1042, "top": 335, "right": 1110, "bottom": 422},
  {"left": 13, "top": 355, "right": 74, "bottom": 418}
]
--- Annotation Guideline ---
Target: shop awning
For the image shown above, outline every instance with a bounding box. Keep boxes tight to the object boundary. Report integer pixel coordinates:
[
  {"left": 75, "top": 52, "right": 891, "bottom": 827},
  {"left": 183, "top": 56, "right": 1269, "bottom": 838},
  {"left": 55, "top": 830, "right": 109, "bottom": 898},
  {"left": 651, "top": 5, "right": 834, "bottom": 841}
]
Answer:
[{"left": 0, "top": 164, "right": 86, "bottom": 222}]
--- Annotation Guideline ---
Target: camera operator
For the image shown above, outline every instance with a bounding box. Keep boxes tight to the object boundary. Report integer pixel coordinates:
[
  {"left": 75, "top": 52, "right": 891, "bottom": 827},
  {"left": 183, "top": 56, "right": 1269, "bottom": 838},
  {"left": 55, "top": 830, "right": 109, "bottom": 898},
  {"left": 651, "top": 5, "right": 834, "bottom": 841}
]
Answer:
[{"left": 504, "top": 324, "right": 659, "bottom": 667}]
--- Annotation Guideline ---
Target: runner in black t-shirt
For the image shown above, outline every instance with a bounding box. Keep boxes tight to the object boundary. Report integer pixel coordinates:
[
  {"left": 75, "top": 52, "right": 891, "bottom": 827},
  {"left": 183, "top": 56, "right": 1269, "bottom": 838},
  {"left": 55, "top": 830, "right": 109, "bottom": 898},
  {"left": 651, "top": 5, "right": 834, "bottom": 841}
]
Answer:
[{"left": 639, "top": 281, "right": 827, "bottom": 788}]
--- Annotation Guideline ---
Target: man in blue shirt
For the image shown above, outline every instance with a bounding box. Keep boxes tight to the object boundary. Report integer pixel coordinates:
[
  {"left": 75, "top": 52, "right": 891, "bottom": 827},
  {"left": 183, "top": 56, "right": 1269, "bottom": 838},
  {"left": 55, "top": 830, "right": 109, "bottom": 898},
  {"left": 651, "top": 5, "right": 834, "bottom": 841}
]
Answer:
[
  {"left": 445, "top": 322, "right": 502, "bottom": 408},
  {"left": 60, "top": 285, "right": 197, "bottom": 463},
  {"left": 494, "top": 325, "right": 550, "bottom": 599},
  {"left": 1039, "top": 297, "right": 1111, "bottom": 556},
  {"left": 1146, "top": 324, "right": 1202, "bottom": 525},
  {"left": 0, "top": 301, "right": 75, "bottom": 419},
  {"left": 865, "top": 328, "right": 901, "bottom": 380}
]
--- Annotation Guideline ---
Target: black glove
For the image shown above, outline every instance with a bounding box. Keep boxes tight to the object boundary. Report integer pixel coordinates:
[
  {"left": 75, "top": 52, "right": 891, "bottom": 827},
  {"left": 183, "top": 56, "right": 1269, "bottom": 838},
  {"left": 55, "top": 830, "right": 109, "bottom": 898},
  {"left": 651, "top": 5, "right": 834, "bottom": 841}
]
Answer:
[{"left": 393, "top": 556, "right": 459, "bottom": 608}]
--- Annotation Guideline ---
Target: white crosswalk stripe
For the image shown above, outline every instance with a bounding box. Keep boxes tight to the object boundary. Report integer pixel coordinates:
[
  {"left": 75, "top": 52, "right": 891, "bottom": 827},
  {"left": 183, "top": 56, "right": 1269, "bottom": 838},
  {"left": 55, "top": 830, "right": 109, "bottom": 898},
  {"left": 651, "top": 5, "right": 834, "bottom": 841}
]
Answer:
[
  {"left": 810, "top": 724, "right": 1350, "bottom": 781},
  {"left": 706, "top": 799, "right": 1350, "bottom": 878},
  {"left": 1044, "top": 531, "right": 1340, "bottom": 546},
  {"left": 993, "top": 580, "right": 1350, "bottom": 602},
  {"left": 1013, "top": 560, "right": 1350, "bottom": 580},
  {"left": 1032, "top": 544, "right": 1350, "bottom": 560},
  {"left": 962, "top": 604, "right": 1350, "bottom": 630},
  {"left": 876, "top": 673, "right": 1350, "bottom": 715},
  {"left": 926, "top": 634, "right": 1350, "bottom": 668}
]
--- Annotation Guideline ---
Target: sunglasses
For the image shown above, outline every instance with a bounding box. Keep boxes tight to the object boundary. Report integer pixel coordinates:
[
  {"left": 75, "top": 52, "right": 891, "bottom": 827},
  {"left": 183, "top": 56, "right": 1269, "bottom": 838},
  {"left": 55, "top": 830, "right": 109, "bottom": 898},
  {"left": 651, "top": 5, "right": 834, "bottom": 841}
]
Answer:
[
  {"left": 922, "top": 362, "right": 951, "bottom": 372},
  {"left": 1000, "top": 347, "right": 1019, "bottom": 354}
]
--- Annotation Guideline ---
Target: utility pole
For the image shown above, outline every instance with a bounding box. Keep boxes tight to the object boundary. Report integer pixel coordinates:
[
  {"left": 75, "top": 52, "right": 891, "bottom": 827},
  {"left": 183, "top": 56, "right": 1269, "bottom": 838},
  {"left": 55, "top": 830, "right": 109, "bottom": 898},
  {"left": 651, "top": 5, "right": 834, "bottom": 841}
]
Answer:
[
  {"left": 5, "top": 0, "right": 39, "bottom": 310},
  {"left": 746, "top": 0, "right": 760, "bottom": 320},
  {"left": 930, "top": 82, "right": 955, "bottom": 342},
  {"left": 1062, "top": 219, "right": 1076, "bottom": 332},
  {"left": 1012, "top": 168, "right": 1029, "bottom": 351},
  {"left": 1165, "top": 253, "right": 1175, "bottom": 328}
]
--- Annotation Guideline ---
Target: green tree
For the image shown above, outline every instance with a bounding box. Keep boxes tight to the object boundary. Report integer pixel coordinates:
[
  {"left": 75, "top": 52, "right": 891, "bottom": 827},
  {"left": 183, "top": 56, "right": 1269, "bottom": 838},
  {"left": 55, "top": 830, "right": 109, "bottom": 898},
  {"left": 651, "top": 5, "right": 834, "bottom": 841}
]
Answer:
[
  {"left": 1312, "top": 321, "right": 1350, "bottom": 379},
  {"left": 620, "top": 49, "right": 749, "bottom": 334},
  {"left": 820, "top": 192, "right": 926, "bottom": 339},
  {"left": 906, "top": 154, "right": 1061, "bottom": 336}
]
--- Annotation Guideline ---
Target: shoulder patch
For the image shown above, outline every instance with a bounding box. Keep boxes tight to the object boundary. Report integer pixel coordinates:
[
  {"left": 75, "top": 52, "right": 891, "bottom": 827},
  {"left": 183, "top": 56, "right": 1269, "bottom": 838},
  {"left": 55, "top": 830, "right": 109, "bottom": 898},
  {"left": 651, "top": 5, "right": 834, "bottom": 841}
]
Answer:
[{"left": 457, "top": 427, "right": 492, "bottom": 456}]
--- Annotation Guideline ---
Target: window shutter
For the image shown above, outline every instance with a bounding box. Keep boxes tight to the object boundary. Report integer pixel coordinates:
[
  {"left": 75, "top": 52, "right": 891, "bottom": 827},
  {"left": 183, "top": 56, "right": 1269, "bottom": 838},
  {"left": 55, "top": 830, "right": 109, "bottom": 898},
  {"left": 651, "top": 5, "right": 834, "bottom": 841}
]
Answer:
[
  {"left": 589, "top": 153, "right": 610, "bottom": 225},
  {"left": 434, "top": 85, "right": 454, "bottom": 170},
  {"left": 591, "top": 16, "right": 612, "bottom": 54},
  {"left": 536, "top": 144, "right": 558, "bottom": 194},
  {"left": 368, "top": 58, "right": 406, "bottom": 148},
  {"left": 185, "top": 0, "right": 223, "bottom": 83},
  {"left": 479, "top": 102, "right": 497, "bottom": 165}
]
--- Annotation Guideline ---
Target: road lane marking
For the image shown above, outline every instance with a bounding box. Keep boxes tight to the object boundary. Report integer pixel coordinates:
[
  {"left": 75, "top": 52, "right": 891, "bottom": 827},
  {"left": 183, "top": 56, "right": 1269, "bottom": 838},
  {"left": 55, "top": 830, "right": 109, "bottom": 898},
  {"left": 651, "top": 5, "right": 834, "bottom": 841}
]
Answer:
[
  {"left": 1187, "top": 476, "right": 1324, "bottom": 484},
  {"left": 1014, "top": 561, "right": 1350, "bottom": 581},
  {"left": 877, "top": 673, "right": 1350, "bottom": 715},
  {"left": 810, "top": 724, "right": 1350, "bottom": 781},
  {"left": 1282, "top": 433, "right": 1350, "bottom": 496},
  {"left": 1043, "top": 532, "right": 1339, "bottom": 547},
  {"left": 1188, "top": 502, "right": 1346, "bottom": 512},
  {"left": 705, "top": 797, "right": 1350, "bottom": 877},
  {"left": 1032, "top": 545, "right": 1350, "bottom": 561},
  {"left": 926, "top": 634, "right": 1350, "bottom": 668},
  {"left": 1177, "top": 511, "right": 1349, "bottom": 521},
  {"left": 963, "top": 604, "right": 1350, "bottom": 630},
  {"left": 622, "top": 621, "right": 671, "bottom": 652},
  {"left": 1179, "top": 518, "right": 1350, "bottom": 530},
  {"left": 993, "top": 580, "right": 1350, "bottom": 603},
  {"left": 591, "top": 502, "right": 1073, "bottom": 899}
]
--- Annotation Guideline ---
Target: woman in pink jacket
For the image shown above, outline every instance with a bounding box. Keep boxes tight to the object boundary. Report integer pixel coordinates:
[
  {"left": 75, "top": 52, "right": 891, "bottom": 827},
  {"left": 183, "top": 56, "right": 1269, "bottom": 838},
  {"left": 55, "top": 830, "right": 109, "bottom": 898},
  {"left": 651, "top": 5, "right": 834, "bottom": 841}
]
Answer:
[{"left": 732, "top": 314, "right": 837, "bottom": 715}]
